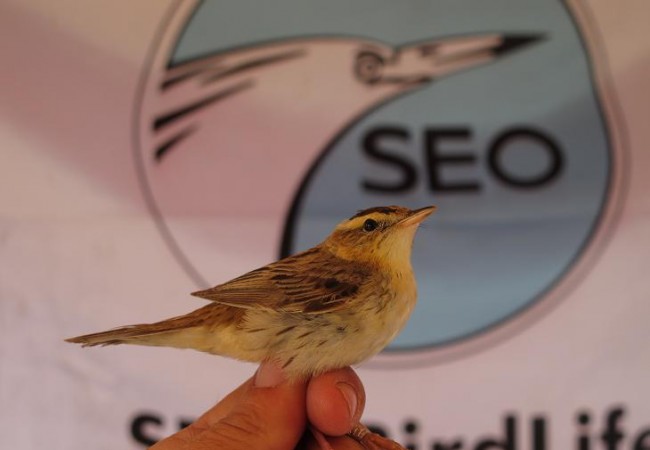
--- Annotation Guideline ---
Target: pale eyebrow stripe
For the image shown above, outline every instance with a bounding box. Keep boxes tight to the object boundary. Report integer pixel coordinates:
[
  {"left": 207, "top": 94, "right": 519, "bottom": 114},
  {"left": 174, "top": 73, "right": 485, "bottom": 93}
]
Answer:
[{"left": 349, "top": 206, "right": 398, "bottom": 220}]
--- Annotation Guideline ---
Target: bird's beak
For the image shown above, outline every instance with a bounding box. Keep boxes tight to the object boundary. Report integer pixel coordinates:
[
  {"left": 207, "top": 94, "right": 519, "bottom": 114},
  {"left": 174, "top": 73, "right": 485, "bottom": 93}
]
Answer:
[
  {"left": 382, "top": 34, "right": 543, "bottom": 85},
  {"left": 398, "top": 205, "right": 437, "bottom": 227}
]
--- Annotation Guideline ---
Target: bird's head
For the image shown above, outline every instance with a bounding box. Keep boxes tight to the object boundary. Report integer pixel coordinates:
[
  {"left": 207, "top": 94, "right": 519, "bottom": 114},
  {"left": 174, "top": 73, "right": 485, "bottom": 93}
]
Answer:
[
  {"left": 324, "top": 205, "right": 436, "bottom": 268},
  {"left": 350, "top": 34, "right": 541, "bottom": 94}
]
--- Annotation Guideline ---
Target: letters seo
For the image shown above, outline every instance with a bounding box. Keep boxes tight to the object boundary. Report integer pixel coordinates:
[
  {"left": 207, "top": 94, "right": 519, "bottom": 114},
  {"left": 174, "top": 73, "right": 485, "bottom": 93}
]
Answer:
[{"left": 361, "top": 126, "right": 564, "bottom": 193}]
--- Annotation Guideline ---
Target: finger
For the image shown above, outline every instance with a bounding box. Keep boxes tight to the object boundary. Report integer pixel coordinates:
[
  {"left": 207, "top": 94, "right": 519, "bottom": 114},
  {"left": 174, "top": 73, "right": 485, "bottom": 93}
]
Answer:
[
  {"left": 306, "top": 367, "right": 365, "bottom": 436},
  {"left": 298, "top": 430, "right": 365, "bottom": 450},
  {"left": 324, "top": 435, "right": 366, "bottom": 449},
  {"left": 191, "top": 377, "right": 251, "bottom": 428},
  {"left": 188, "top": 361, "right": 308, "bottom": 450},
  {"left": 151, "top": 376, "right": 252, "bottom": 449}
]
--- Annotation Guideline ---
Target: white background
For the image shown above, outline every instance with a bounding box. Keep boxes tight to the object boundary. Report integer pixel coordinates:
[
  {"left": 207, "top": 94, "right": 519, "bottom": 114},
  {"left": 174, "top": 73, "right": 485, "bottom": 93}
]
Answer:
[{"left": 1, "top": 1, "right": 649, "bottom": 449}]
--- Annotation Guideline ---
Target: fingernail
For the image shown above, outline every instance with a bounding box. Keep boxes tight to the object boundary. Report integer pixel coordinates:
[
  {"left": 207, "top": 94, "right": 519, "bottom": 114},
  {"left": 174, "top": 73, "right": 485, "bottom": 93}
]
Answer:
[
  {"left": 254, "top": 361, "right": 286, "bottom": 387},
  {"left": 336, "top": 382, "right": 358, "bottom": 420}
]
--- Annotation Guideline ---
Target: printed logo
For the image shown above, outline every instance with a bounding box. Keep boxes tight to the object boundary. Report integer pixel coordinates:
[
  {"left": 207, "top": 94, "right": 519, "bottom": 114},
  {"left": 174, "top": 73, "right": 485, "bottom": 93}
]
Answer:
[{"left": 134, "top": 0, "right": 619, "bottom": 359}]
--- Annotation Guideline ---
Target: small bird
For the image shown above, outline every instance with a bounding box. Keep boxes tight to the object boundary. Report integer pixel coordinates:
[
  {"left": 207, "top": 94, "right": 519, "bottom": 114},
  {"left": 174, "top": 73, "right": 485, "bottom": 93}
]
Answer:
[{"left": 66, "top": 205, "right": 436, "bottom": 449}]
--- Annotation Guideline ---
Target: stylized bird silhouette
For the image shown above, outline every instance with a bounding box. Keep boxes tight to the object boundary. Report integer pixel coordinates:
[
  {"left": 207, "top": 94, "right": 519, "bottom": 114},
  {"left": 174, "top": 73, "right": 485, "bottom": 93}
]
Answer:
[{"left": 137, "top": 33, "right": 540, "bottom": 285}]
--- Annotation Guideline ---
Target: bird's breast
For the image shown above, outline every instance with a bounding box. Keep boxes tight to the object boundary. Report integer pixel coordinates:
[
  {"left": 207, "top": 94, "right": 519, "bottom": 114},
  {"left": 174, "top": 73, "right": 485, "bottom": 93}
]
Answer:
[
  {"left": 224, "top": 268, "right": 418, "bottom": 380},
  {"left": 375, "top": 268, "right": 418, "bottom": 343}
]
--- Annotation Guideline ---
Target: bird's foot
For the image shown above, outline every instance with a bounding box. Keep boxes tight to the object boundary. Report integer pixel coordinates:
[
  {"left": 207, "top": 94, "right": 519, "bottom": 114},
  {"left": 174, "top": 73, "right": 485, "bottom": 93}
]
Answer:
[{"left": 347, "top": 423, "right": 406, "bottom": 450}]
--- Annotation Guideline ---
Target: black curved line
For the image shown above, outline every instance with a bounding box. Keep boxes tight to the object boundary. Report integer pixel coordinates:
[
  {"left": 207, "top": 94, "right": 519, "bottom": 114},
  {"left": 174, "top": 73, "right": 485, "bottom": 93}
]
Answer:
[
  {"left": 569, "top": 1, "right": 630, "bottom": 213},
  {"left": 131, "top": 0, "right": 209, "bottom": 288},
  {"left": 278, "top": 91, "right": 426, "bottom": 258}
]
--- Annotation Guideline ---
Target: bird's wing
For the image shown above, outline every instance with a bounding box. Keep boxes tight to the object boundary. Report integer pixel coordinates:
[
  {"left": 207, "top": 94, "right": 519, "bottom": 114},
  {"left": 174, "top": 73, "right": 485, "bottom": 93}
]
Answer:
[{"left": 191, "top": 247, "right": 371, "bottom": 314}]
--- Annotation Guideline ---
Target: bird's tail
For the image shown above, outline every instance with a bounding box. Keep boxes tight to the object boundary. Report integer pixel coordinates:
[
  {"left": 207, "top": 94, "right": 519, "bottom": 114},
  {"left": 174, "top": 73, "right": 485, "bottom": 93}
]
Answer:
[{"left": 65, "top": 308, "right": 209, "bottom": 348}]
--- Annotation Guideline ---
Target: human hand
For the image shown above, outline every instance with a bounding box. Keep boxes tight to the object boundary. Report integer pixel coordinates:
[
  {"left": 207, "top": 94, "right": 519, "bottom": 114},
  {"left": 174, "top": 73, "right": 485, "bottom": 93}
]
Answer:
[{"left": 150, "top": 361, "right": 365, "bottom": 450}]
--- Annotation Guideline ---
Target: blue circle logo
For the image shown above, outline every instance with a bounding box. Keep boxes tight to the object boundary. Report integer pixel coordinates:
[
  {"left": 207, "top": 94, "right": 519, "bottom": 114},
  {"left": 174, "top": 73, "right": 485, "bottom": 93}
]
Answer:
[{"left": 134, "top": 0, "right": 614, "bottom": 356}]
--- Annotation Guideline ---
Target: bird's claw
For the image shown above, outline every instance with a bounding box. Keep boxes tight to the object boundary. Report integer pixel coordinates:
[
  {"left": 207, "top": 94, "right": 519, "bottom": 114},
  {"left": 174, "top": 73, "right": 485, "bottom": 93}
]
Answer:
[{"left": 347, "top": 424, "right": 406, "bottom": 450}]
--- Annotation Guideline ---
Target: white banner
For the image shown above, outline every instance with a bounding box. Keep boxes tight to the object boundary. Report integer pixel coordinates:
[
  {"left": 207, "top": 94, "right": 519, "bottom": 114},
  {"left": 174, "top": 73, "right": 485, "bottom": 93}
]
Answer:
[{"left": 1, "top": 1, "right": 649, "bottom": 449}]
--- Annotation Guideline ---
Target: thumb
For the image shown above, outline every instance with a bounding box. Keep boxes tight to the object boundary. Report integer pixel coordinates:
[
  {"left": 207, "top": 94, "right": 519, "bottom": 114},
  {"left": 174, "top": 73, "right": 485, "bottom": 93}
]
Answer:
[{"left": 190, "top": 362, "right": 307, "bottom": 450}]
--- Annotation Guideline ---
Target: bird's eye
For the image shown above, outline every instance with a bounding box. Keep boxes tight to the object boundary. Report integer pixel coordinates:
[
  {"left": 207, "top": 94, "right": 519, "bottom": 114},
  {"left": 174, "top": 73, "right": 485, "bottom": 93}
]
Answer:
[
  {"left": 363, "top": 219, "right": 378, "bottom": 232},
  {"left": 354, "top": 52, "right": 384, "bottom": 84}
]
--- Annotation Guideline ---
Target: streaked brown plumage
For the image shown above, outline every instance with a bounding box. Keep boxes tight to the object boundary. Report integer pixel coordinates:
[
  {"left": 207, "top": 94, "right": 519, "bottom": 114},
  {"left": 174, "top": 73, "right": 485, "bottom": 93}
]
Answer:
[{"left": 66, "top": 205, "right": 435, "bottom": 449}]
